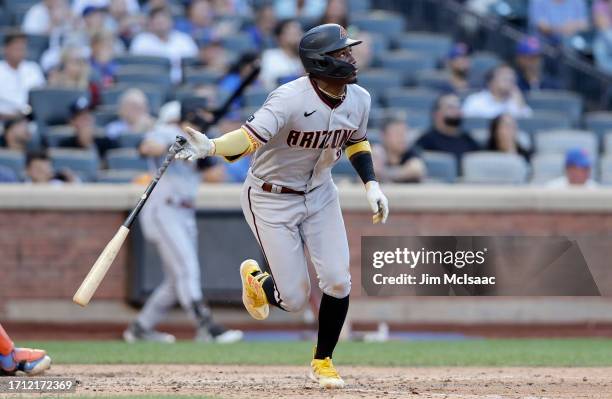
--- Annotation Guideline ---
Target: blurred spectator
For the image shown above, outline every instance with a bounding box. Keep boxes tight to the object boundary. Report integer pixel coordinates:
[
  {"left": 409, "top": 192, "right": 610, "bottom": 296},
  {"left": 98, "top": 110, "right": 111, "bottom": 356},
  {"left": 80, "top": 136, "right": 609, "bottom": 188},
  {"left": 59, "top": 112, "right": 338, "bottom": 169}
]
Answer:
[
  {"left": 175, "top": 0, "right": 217, "bottom": 44},
  {"left": 0, "top": 32, "right": 46, "bottom": 120},
  {"left": 546, "top": 148, "right": 597, "bottom": 187},
  {"left": 71, "top": 0, "right": 139, "bottom": 16},
  {"left": 529, "top": 0, "right": 588, "bottom": 45},
  {"left": 22, "top": 0, "right": 72, "bottom": 35},
  {"left": 487, "top": 114, "right": 531, "bottom": 161},
  {"left": 219, "top": 52, "right": 261, "bottom": 111},
  {"left": 209, "top": 0, "right": 252, "bottom": 17},
  {"left": 197, "top": 39, "right": 229, "bottom": 73},
  {"left": 59, "top": 97, "right": 118, "bottom": 157},
  {"left": 260, "top": 19, "right": 304, "bottom": 89},
  {"left": 48, "top": 46, "right": 91, "bottom": 89},
  {"left": 275, "top": 0, "right": 326, "bottom": 20},
  {"left": 515, "top": 36, "right": 560, "bottom": 92},
  {"left": 90, "top": 31, "right": 118, "bottom": 89},
  {"left": 319, "top": 0, "right": 348, "bottom": 27},
  {"left": 352, "top": 31, "right": 373, "bottom": 70},
  {"left": 130, "top": 7, "right": 198, "bottom": 82},
  {"left": 440, "top": 42, "right": 472, "bottom": 95},
  {"left": 416, "top": 93, "right": 480, "bottom": 162},
  {"left": 373, "top": 117, "right": 425, "bottom": 183},
  {"left": 0, "top": 117, "right": 32, "bottom": 152},
  {"left": 106, "top": 89, "right": 155, "bottom": 140},
  {"left": 247, "top": 4, "right": 278, "bottom": 50},
  {"left": 462, "top": 65, "right": 532, "bottom": 118},
  {"left": 107, "top": 0, "right": 144, "bottom": 45},
  {"left": 593, "top": 0, "right": 612, "bottom": 75},
  {"left": 24, "top": 150, "right": 78, "bottom": 184}
]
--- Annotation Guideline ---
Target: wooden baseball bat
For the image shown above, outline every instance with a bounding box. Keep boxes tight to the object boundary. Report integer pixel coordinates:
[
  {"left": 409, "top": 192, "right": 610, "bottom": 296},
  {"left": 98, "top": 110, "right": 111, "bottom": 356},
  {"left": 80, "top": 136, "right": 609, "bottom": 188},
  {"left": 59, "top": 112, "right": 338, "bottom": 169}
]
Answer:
[{"left": 73, "top": 137, "right": 185, "bottom": 307}]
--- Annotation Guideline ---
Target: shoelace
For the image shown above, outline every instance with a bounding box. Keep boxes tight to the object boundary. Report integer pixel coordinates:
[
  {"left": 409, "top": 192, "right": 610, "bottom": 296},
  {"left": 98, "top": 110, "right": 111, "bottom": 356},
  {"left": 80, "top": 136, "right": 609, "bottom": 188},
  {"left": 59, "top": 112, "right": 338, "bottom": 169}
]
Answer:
[{"left": 312, "top": 358, "right": 340, "bottom": 378}]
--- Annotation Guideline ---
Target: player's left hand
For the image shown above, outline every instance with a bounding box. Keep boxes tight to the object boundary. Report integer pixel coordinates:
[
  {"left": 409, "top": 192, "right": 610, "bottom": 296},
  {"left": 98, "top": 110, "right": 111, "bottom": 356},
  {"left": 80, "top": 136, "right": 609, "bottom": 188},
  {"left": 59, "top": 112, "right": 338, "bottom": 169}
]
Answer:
[
  {"left": 176, "top": 126, "right": 215, "bottom": 160},
  {"left": 365, "top": 181, "right": 389, "bottom": 224}
]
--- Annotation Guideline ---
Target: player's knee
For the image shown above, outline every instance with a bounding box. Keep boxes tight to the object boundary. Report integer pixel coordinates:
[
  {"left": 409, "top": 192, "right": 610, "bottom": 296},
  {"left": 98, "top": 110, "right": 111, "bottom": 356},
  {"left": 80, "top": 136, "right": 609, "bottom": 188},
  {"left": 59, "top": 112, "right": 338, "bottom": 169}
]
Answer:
[
  {"left": 280, "top": 291, "right": 309, "bottom": 312},
  {"left": 320, "top": 275, "right": 351, "bottom": 299}
]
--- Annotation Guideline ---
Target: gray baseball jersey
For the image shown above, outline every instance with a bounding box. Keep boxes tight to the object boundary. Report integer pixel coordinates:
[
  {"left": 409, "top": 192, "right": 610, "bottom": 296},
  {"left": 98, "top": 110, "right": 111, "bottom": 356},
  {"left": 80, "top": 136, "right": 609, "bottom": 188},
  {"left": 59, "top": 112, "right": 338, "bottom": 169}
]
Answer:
[
  {"left": 239, "top": 76, "right": 371, "bottom": 311},
  {"left": 137, "top": 123, "right": 203, "bottom": 330}
]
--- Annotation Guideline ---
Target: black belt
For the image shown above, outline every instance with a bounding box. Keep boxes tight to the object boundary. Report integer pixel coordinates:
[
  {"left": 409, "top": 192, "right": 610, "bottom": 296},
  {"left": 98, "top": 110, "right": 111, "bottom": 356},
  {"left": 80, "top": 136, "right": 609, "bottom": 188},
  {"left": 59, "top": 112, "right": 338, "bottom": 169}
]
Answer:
[{"left": 261, "top": 182, "right": 305, "bottom": 195}]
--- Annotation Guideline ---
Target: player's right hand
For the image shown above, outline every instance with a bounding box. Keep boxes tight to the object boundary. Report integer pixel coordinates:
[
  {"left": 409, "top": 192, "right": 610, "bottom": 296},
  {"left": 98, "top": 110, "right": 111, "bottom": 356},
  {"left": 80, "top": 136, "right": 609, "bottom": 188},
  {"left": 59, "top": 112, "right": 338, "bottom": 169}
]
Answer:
[{"left": 176, "top": 126, "right": 215, "bottom": 160}]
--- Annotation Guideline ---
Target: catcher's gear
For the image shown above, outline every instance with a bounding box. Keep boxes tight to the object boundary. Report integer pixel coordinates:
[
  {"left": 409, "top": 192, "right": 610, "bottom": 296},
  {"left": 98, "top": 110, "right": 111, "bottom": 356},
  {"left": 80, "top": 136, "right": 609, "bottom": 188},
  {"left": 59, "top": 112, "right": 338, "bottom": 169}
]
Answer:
[
  {"left": 365, "top": 181, "right": 389, "bottom": 224},
  {"left": 299, "top": 23, "right": 362, "bottom": 80},
  {"left": 0, "top": 348, "right": 51, "bottom": 376}
]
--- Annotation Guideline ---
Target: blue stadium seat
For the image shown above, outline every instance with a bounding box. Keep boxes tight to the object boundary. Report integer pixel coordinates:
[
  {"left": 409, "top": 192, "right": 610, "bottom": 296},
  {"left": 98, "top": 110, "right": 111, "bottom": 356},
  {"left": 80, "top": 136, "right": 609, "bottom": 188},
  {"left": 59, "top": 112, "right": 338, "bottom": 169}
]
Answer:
[
  {"left": 357, "top": 69, "right": 403, "bottom": 98},
  {"left": 118, "top": 133, "right": 145, "bottom": 149},
  {"left": 0, "top": 149, "right": 25, "bottom": 178},
  {"left": 415, "top": 70, "right": 452, "bottom": 91},
  {"left": 462, "top": 117, "right": 491, "bottom": 131},
  {"left": 395, "top": 32, "right": 452, "bottom": 62},
  {"left": 378, "top": 51, "right": 436, "bottom": 85},
  {"left": 116, "top": 64, "right": 168, "bottom": 76},
  {"left": 332, "top": 157, "right": 356, "bottom": 182},
  {"left": 29, "top": 88, "right": 88, "bottom": 131},
  {"left": 49, "top": 149, "right": 99, "bottom": 182},
  {"left": 96, "top": 169, "right": 143, "bottom": 183},
  {"left": 26, "top": 34, "right": 49, "bottom": 61},
  {"left": 45, "top": 126, "right": 74, "bottom": 147},
  {"left": 222, "top": 33, "right": 253, "bottom": 54},
  {"left": 599, "top": 155, "right": 612, "bottom": 185},
  {"left": 383, "top": 88, "right": 439, "bottom": 112},
  {"left": 243, "top": 88, "right": 270, "bottom": 108},
  {"left": 527, "top": 90, "right": 583, "bottom": 126},
  {"left": 348, "top": 0, "right": 371, "bottom": 12},
  {"left": 183, "top": 68, "right": 223, "bottom": 86},
  {"left": 101, "top": 85, "right": 164, "bottom": 115},
  {"left": 462, "top": 152, "right": 528, "bottom": 184},
  {"left": 468, "top": 52, "right": 502, "bottom": 88},
  {"left": 531, "top": 153, "right": 565, "bottom": 183},
  {"left": 352, "top": 11, "right": 406, "bottom": 40},
  {"left": 534, "top": 130, "right": 598, "bottom": 159},
  {"left": 405, "top": 110, "right": 431, "bottom": 130},
  {"left": 106, "top": 148, "right": 148, "bottom": 171},
  {"left": 469, "top": 128, "right": 490, "bottom": 147},
  {"left": 366, "top": 32, "right": 391, "bottom": 60},
  {"left": 113, "top": 55, "right": 171, "bottom": 72},
  {"left": 585, "top": 112, "right": 612, "bottom": 143},
  {"left": 422, "top": 151, "right": 457, "bottom": 183},
  {"left": 517, "top": 112, "right": 572, "bottom": 134},
  {"left": 94, "top": 108, "right": 119, "bottom": 127},
  {"left": 115, "top": 71, "right": 172, "bottom": 98}
]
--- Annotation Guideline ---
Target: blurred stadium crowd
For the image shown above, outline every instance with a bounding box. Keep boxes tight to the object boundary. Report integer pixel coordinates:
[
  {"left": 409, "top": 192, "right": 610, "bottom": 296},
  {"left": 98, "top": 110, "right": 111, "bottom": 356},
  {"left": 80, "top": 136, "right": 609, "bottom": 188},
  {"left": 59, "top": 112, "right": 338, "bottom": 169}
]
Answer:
[{"left": 0, "top": 0, "right": 611, "bottom": 186}]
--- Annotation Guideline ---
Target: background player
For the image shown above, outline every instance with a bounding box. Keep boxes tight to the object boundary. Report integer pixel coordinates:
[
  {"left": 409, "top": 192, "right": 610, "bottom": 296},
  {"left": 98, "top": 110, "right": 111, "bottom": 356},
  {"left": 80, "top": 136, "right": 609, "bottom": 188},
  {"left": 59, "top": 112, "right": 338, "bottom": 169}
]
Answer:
[
  {"left": 0, "top": 324, "right": 51, "bottom": 376},
  {"left": 176, "top": 23, "right": 389, "bottom": 388},
  {"left": 123, "top": 100, "right": 243, "bottom": 344}
]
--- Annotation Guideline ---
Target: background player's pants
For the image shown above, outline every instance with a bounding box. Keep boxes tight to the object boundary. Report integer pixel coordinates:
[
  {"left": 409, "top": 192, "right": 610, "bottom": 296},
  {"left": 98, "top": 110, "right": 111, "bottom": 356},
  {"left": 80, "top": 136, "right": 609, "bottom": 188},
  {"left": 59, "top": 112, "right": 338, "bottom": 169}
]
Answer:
[
  {"left": 0, "top": 324, "right": 14, "bottom": 356},
  {"left": 137, "top": 201, "right": 201, "bottom": 330},
  {"left": 241, "top": 175, "right": 351, "bottom": 312}
]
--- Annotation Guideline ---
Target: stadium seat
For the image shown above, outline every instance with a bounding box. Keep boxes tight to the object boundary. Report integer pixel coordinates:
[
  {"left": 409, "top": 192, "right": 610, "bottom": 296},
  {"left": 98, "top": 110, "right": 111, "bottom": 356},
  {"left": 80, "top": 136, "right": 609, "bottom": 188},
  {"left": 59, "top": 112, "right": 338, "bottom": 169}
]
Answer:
[
  {"left": 48, "top": 149, "right": 99, "bottom": 182},
  {"left": 26, "top": 34, "right": 49, "bottom": 61},
  {"left": 116, "top": 64, "right": 168, "bottom": 76},
  {"left": 468, "top": 52, "right": 502, "bottom": 88},
  {"left": 115, "top": 71, "right": 172, "bottom": 97},
  {"left": 357, "top": 69, "right": 403, "bottom": 98},
  {"left": 534, "top": 130, "right": 598, "bottom": 159},
  {"left": 351, "top": 11, "right": 406, "bottom": 40},
  {"left": 348, "top": 0, "right": 371, "bottom": 12},
  {"left": 221, "top": 33, "right": 253, "bottom": 54},
  {"left": 113, "top": 55, "right": 171, "bottom": 72},
  {"left": 395, "top": 32, "right": 452, "bottom": 62},
  {"left": 405, "top": 110, "right": 431, "bottom": 130},
  {"left": 526, "top": 90, "right": 583, "bottom": 126},
  {"left": 29, "top": 88, "right": 88, "bottom": 131},
  {"left": 383, "top": 88, "right": 438, "bottom": 112},
  {"left": 94, "top": 109, "right": 119, "bottom": 127},
  {"left": 599, "top": 155, "right": 612, "bottom": 185},
  {"left": 183, "top": 68, "right": 224, "bottom": 86},
  {"left": 378, "top": 51, "right": 436, "bottom": 85},
  {"left": 97, "top": 169, "right": 143, "bottom": 184},
  {"left": 106, "top": 148, "right": 149, "bottom": 171},
  {"left": 531, "top": 153, "right": 565, "bottom": 183},
  {"left": 101, "top": 85, "right": 164, "bottom": 115},
  {"left": 45, "top": 126, "right": 74, "bottom": 147},
  {"left": 0, "top": 149, "right": 25, "bottom": 178},
  {"left": 366, "top": 32, "right": 391, "bottom": 59},
  {"left": 462, "top": 152, "right": 528, "bottom": 184},
  {"left": 585, "top": 112, "right": 612, "bottom": 143},
  {"left": 517, "top": 112, "right": 572, "bottom": 134},
  {"left": 243, "top": 88, "right": 270, "bottom": 108},
  {"left": 415, "top": 70, "right": 452, "bottom": 91},
  {"left": 422, "top": 151, "right": 457, "bottom": 183},
  {"left": 332, "top": 157, "right": 356, "bottom": 182},
  {"left": 469, "top": 128, "right": 490, "bottom": 147},
  {"left": 462, "top": 117, "right": 491, "bottom": 131},
  {"left": 118, "top": 133, "right": 145, "bottom": 149}
]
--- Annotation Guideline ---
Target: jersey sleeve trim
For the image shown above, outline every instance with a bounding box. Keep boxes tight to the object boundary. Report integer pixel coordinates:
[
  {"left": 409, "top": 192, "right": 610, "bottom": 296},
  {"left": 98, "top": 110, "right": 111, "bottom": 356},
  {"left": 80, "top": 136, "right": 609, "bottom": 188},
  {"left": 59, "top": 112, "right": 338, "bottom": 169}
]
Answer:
[
  {"left": 345, "top": 140, "right": 372, "bottom": 159},
  {"left": 242, "top": 123, "right": 268, "bottom": 144}
]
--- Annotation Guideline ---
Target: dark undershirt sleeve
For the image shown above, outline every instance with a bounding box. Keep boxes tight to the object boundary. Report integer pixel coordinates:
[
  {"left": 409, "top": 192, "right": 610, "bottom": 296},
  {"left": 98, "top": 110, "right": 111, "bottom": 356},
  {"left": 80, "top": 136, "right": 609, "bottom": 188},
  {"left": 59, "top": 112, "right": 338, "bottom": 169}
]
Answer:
[{"left": 349, "top": 151, "right": 376, "bottom": 184}]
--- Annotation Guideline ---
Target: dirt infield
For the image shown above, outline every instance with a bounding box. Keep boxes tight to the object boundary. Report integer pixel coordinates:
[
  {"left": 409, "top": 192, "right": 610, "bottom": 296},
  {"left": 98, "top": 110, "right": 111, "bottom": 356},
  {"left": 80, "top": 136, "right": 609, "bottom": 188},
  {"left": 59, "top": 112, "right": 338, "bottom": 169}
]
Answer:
[{"left": 47, "top": 365, "right": 611, "bottom": 398}]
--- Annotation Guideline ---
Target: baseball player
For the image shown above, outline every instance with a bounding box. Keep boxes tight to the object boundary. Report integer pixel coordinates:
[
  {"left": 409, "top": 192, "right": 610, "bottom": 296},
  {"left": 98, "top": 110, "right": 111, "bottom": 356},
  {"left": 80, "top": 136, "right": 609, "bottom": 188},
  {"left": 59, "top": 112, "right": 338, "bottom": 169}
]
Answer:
[
  {"left": 176, "top": 24, "right": 389, "bottom": 388},
  {"left": 123, "top": 101, "right": 243, "bottom": 344},
  {"left": 0, "top": 323, "right": 51, "bottom": 376}
]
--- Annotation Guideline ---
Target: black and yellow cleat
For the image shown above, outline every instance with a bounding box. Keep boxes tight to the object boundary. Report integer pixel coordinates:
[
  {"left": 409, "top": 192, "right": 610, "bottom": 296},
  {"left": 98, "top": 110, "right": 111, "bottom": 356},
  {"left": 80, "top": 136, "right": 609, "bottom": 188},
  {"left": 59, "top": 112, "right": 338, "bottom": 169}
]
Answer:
[{"left": 239, "top": 259, "right": 270, "bottom": 320}]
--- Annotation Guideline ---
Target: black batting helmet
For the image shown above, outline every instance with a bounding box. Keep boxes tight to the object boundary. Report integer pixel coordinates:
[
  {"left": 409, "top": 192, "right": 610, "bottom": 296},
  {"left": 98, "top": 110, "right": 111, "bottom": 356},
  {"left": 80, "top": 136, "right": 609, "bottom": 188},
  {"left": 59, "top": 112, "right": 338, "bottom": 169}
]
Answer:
[{"left": 299, "top": 24, "right": 361, "bottom": 80}]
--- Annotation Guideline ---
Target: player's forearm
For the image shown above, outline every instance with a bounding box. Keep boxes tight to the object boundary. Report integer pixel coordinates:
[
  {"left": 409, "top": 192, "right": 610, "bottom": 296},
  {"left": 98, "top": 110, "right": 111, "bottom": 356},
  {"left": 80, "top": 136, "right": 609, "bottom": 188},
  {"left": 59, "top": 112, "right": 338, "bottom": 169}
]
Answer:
[
  {"left": 346, "top": 140, "right": 377, "bottom": 184},
  {"left": 386, "top": 159, "right": 426, "bottom": 182},
  {"left": 211, "top": 128, "right": 257, "bottom": 162}
]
